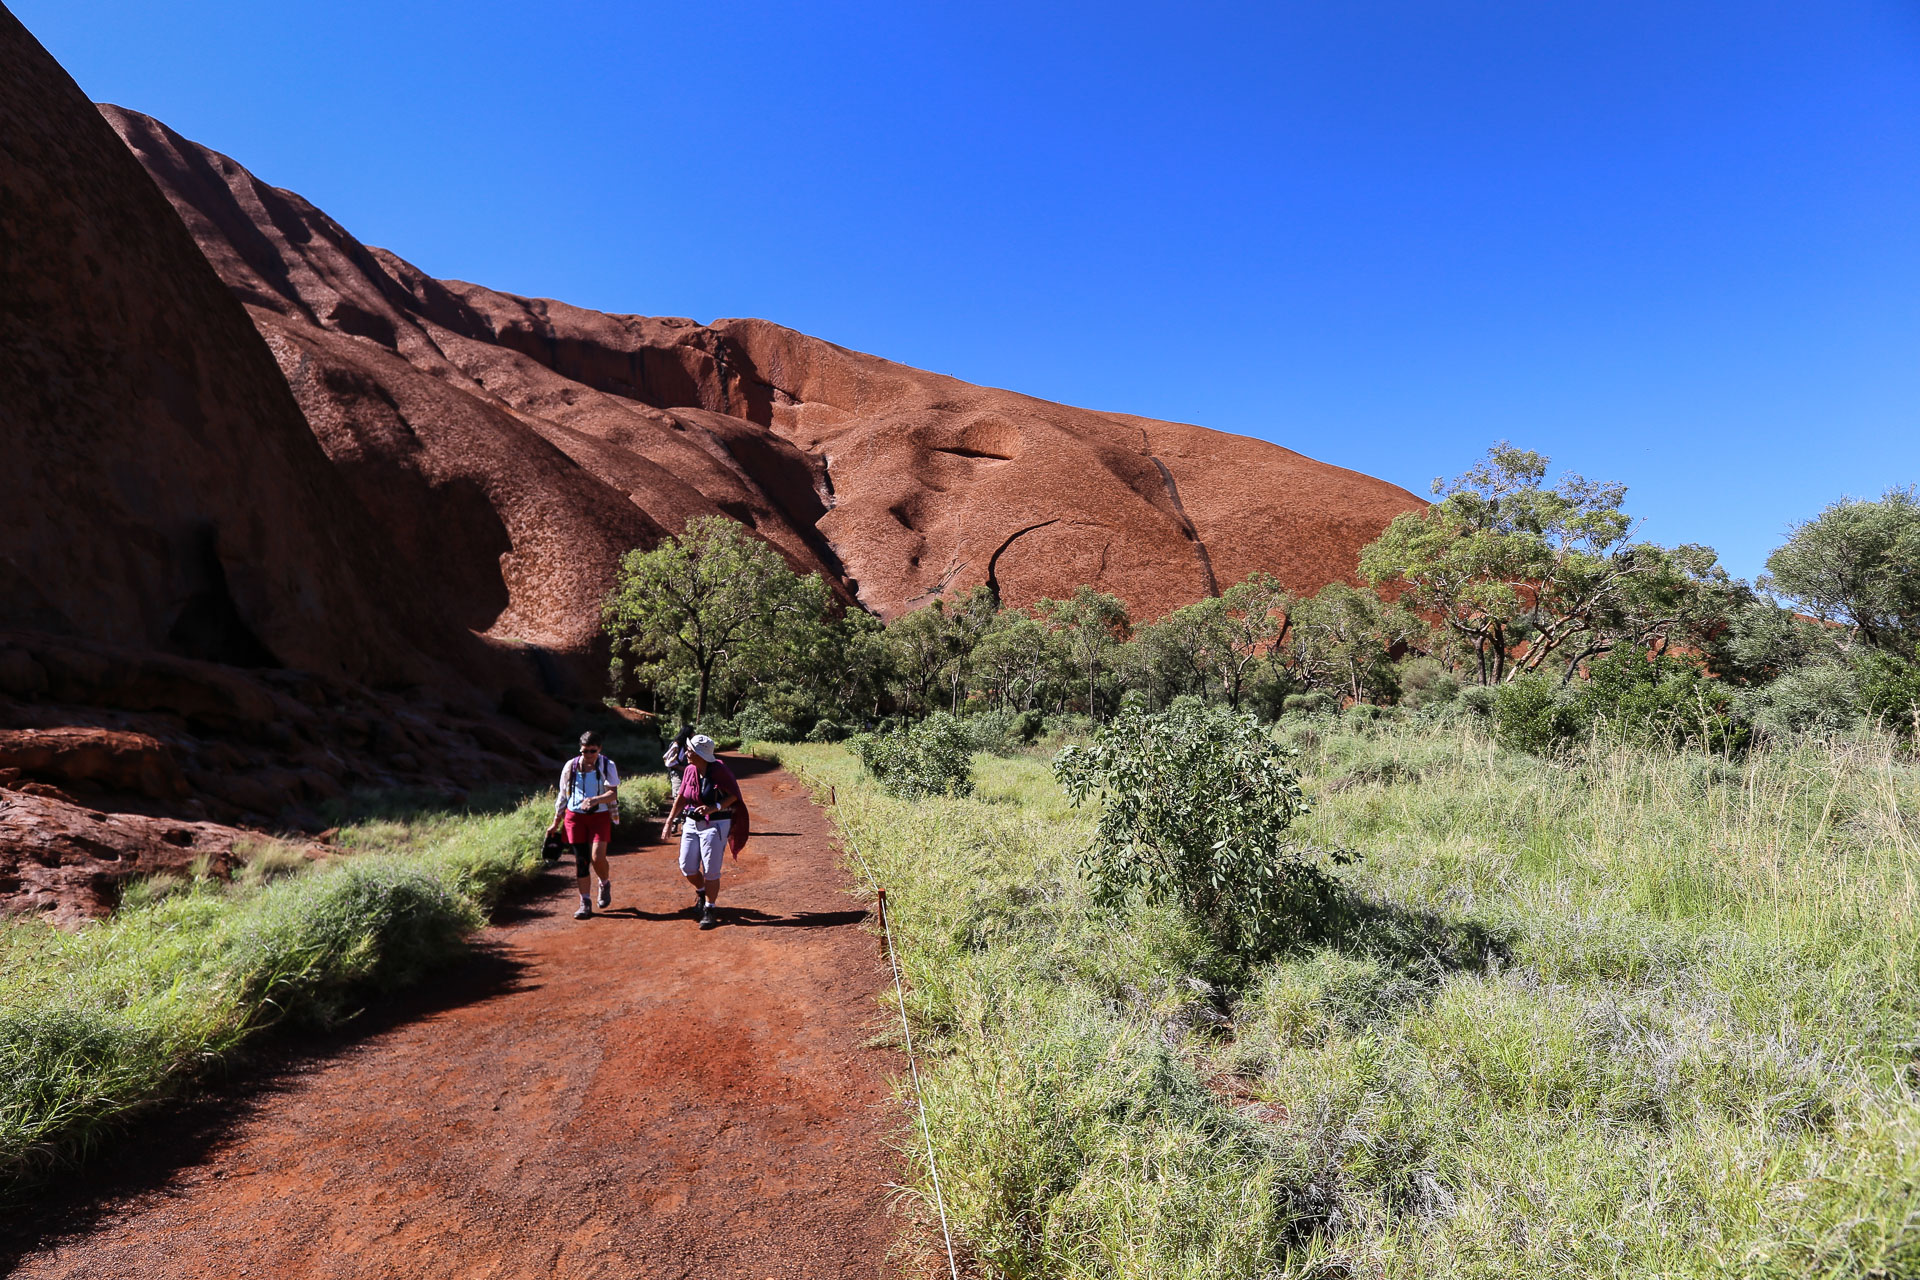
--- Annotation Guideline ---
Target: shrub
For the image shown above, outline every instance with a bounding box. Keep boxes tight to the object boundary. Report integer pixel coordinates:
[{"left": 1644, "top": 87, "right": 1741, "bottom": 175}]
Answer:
[
  {"left": 852, "top": 713, "right": 976, "bottom": 799},
  {"left": 620, "top": 774, "right": 672, "bottom": 822},
  {"left": 1395, "top": 656, "right": 1460, "bottom": 710},
  {"left": 730, "top": 704, "right": 800, "bottom": 744},
  {"left": 1495, "top": 651, "right": 1751, "bottom": 756},
  {"left": 965, "top": 708, "right": 1044, "bottom": 756},
  {"left": 1741, "top": 661, "right": 1860, "bottom": 736},
  {"left": 1282, "top": 691, "right": 1337, "bottom": 717},
  {"left": 1492, "top": 671, "right": 1586, "bottom": 754},
  {"left": 1053, "top": 700, "right": 1339, "bottom": 954},
  {"left": 804, "top": 718, "right": 848, "bottom": 743},
  {"left": 1577, "top": 649, "right": 1749, "bottom": 753},
  {"left": 1855, "top": 650, "right": 1920, "bottom": 738}
]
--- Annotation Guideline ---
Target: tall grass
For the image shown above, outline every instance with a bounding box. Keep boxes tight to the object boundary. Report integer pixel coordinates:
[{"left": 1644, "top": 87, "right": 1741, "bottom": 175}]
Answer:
[
  {"left": 775, "top": 718, "right": 1920, "bottom": 1277},
  {"left": 0, "top": 794, "right": 550, "bottom": 1189}
]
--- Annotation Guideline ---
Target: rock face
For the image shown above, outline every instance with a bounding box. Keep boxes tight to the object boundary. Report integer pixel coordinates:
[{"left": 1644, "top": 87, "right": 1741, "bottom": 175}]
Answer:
[
  {"left": 103, "top": 107, "right": 1425, "bottom": 642},
  {"left": 0, "top": 13, "right": 484, "bottom": 687},
  {"left": 0, "top": 3, "right": 1421, "bottom": 920},
  {"left": 0, "top": 13, "right": 553, "bottom": 920}
]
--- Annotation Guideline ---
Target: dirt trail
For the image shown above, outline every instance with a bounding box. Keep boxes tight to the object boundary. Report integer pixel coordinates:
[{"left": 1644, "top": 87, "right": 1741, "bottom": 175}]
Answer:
[{"left": 8, "top": 760, "right": 900, "bottom": 1279}]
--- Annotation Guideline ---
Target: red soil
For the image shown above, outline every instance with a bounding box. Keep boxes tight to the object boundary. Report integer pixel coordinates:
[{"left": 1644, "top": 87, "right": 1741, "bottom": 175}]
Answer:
[{"left": 6, "top": 762, "right": 901, "bottom": 1278}]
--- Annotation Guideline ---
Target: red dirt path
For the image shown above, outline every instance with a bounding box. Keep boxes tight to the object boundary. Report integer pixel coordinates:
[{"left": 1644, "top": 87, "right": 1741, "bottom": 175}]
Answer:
[{"left": 9, "top": 761, "right": 901, "bottom": 1279}]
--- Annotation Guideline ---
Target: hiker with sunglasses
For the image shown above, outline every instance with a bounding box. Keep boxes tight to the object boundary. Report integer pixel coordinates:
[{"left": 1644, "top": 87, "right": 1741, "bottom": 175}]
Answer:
[
  {"left": 548, "top": 731, "right": 620, "bottom": 919},
  {"left": 658, "top": 733, "right": 749, "bottom": 930}
]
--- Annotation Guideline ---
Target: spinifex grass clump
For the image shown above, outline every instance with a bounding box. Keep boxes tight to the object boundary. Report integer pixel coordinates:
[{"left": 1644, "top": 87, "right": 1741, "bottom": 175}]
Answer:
[
  {"left": 1055, "top": 698, "right": 1347, "bottom": 954},
  {"left": 0, "top": 794, "right": 549, "bottom": 1189}
]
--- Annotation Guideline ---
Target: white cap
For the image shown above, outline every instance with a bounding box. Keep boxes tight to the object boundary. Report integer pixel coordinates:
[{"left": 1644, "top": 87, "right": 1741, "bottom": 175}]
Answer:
[{"left": 688, "top": 734, "right": 719, "bottom": 762}]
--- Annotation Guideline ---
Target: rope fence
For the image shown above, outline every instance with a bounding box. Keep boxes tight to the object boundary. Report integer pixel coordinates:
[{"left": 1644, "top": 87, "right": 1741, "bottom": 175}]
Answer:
[{"left": 831, "top": 785, "right": 963, "bottom": 1280}]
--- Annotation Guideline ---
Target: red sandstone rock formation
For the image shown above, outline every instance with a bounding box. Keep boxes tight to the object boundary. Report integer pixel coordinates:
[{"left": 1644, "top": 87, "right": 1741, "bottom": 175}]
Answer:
[
  {"left": 103, "top": 107, "right": 1425, "bottom": 640},
  {"left": 0, "top": 13, "right": 553, "bottom": 918},
  {"left": 0, "top": 2, "right": 1423, "bottom": 920}
]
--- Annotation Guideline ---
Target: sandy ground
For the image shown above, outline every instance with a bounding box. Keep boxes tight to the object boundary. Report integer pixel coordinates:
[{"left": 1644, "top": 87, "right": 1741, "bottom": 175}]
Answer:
[{"left": 5, "top": 759, "right": 901, "bottom": 1279}]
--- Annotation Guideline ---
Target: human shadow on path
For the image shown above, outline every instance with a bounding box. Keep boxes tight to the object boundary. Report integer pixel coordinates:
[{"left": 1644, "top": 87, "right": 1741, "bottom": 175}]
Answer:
[
  {"left": 586, "top": 905, "right": 869, "bottom": 930},
  {"left": 0, "top": 940, "right": 533, "bottom": 1271}
]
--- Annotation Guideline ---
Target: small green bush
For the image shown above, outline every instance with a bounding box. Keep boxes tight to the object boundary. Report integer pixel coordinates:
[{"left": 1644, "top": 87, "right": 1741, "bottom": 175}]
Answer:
[
  {"left": 804, "top": 718, "right": 848, "bottom": 743},
  {"left": 731, "top": 703, "right": 801, "bottom": 744},
  {"left": 1492, "top": 671, "right": 1585, "bottom": 754},
  {"left": 851, "top": 713, "right": 976, "bottom": 799},
  {"left": 1458, "top": 684, "right": 1497, "bottom": 718},
  {"left": 1578, "top": 648, "right": 1749, "bottom": 752},
  {"left": 1282, "top": 691, "right": 1337, "bottom": 717},
  {"left": 1855, "top": 649, "right": 1920, "bottom": 737},
  {"left": 1741, "top": 661, "right": 1861, "bottom": 736},
  {"left": 1395, "top": 656, "right": 1460, "bottom": 710},
  {"left": 965, "top": 708, "right": 1043, "bottom": 755},
  {"left": 1054, "top": 700, "right": 1337, "bottom": 954}
]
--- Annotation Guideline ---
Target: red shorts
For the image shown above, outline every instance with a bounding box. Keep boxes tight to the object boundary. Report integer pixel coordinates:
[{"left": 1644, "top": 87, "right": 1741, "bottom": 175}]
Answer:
[{"left": 562, "top": 809, "right": 613, "bottom": 845}]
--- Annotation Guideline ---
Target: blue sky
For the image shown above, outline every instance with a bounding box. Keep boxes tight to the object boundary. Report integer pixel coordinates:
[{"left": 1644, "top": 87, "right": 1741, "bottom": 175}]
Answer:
[{"left": 19, "top": 1, "right": 1920, "bottom": 580}]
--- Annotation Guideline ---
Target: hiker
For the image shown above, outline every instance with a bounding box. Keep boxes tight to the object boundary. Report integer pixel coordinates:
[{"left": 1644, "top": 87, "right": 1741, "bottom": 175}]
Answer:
[
  {"left": 659, "top": 733, "right": 749, "bottom": 930},
  {"left": 547, "top": 731, "right": 620, "bottom": 919},
  {"left": 662, "top": 726, "right": 691, "bottom": 775}
]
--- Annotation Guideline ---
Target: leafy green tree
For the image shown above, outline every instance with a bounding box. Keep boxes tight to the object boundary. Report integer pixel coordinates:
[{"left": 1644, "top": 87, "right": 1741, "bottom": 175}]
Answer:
[
  {"left": 1282, "top": 581, "right": 1412, "bottom": 704},
  {"left": 882, "top": 601, "right": 953, "bottom": 716},
  {"left": 971, "top": 611, "right": 1065, "bottom": 711},
  {"left": 1036, "top": 587, "right": 1132, "bottom": 719},
  {"left": 883, "top": 587, "right": 999, "bottom": 715},
  {"left": 1055, "top": 699, "right": 1339, "bottom": 954},
  {"left": 1766, "top": 486, "right": 1920, "bottom": 659},
  {"left": 1361, "top": 443, "right": 1705, "bottom": 684},
  {"left": 602, "top": 515, "right": 829, "bottom": 720}
]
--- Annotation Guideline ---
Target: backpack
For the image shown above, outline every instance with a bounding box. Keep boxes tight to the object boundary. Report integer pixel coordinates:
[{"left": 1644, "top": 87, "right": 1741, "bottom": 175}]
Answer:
[{"left": 565, "top": 755, "right": 612, "bottom": 812}]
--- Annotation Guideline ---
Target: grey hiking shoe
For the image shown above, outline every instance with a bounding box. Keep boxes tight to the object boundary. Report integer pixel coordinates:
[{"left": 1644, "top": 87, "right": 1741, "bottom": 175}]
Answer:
[
  {"left": 699, "top": 904, "right": 717, "bottom": 930},
  {"left": 574, "top": 903, "right": 592, "bottom": 920},
  {"left": 597, "top": 882, "right": 611, "bottom": 910}
]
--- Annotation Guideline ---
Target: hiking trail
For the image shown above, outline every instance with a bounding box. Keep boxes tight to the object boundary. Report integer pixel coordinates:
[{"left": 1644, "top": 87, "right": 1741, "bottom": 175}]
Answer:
[{"left": 7, "top": 760, "right": 900, "bottom": 1280}]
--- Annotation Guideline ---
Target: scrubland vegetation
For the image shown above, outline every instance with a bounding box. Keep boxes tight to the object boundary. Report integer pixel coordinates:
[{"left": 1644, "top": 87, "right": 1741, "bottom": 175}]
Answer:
[
  {"left": 0, "top": 794, "right": 554, "bottom": 1189},
  {"left": 778, "top": 711, "right": 1920, "bottom": 1278}
]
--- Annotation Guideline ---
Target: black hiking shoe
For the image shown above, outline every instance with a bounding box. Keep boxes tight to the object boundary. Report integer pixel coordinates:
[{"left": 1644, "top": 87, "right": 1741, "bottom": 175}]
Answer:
[
  {"left": 699, "top": 904, "right": 717, "bottom": 930},
  {"left": 574, "top": 904, "right": 592, "bottom": 920},
  {"left": 693, "top": 889, "right": 707, "bottom": 916}
]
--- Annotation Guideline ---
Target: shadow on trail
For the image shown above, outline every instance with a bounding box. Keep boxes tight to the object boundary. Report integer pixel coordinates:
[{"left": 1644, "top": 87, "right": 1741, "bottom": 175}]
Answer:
[
  {"left": 585, "top": 905, "right": 870, "bottom": 930},
  {"left": 0, "top": 941, "right": 533, "bottom": 1271},
  {"left": 723, "top": 907, "right": 869, "bottom": 929}
]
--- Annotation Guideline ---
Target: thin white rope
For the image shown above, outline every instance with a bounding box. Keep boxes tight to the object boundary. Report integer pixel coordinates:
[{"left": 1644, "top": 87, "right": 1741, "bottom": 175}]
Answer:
[{"left": 832, "top": 787, "right": 962, "bottom": 1280}]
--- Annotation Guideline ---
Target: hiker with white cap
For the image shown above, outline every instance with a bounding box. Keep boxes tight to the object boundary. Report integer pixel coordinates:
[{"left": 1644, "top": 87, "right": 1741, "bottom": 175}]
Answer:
[{"left": 658, "top": 733, "right": 749, "bottom": 929}]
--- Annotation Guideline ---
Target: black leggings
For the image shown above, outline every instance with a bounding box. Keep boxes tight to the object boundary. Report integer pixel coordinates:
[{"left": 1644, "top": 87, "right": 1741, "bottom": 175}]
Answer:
[{"left": 570, "top": 842, "right": 597, "bottom": 877}]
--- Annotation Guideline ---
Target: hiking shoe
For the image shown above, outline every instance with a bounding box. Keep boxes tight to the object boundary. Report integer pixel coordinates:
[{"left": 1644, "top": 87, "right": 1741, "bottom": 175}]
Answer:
[
  {"left": 574, "top": 904, "right": 592, "bottom": 920},
  {"left": 695, "top": 889, "right": 707, "bottom": 913},
  {"left": 699, "top": 904, "right": 717, "bottom": 930},
  {"left": 597, "top": 882, "right": 612, "bottom": 910}
]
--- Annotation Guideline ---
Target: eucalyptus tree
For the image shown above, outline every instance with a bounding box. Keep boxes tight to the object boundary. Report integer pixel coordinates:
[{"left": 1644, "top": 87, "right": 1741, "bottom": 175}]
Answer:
[{"left": 602, "top": 515, "right": 828, "bottom": 720}]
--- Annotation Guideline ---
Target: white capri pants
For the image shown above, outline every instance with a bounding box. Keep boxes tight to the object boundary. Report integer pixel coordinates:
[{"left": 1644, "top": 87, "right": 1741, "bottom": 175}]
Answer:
[{"left": 679, "top": 817, "right": 731, "bottom": 880}]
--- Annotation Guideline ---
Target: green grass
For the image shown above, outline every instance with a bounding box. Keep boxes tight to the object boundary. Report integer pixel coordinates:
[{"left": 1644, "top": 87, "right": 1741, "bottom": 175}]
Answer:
[
  {"left": 0, "top": 792, "right": 554, "bottom": 1190},
  {"left": 773, "top": 717, "right": 1920, "bottom": 1278}
]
